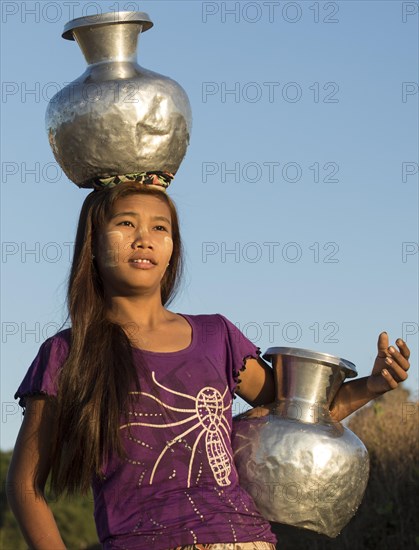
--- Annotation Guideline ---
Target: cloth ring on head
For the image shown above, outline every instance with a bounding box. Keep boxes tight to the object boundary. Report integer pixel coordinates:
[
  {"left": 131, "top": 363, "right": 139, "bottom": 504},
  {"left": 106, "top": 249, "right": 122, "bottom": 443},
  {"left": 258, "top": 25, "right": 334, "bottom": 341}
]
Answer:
[{"left": 91, "top": 171, "right": 174, "bottom": 191}]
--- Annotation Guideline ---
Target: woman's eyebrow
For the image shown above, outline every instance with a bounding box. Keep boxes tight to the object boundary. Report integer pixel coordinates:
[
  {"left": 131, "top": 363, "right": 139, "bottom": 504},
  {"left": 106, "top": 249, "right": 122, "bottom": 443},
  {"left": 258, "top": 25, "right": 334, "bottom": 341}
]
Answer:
[
  {"left": 153, "top": 215, "right": 172, "bottom": 225},
  {"left": 110, "top": 212, "right": 171, "bottom": 225},
  {"left": 110, "top": 211, "right": 138, "bottom": 219}
]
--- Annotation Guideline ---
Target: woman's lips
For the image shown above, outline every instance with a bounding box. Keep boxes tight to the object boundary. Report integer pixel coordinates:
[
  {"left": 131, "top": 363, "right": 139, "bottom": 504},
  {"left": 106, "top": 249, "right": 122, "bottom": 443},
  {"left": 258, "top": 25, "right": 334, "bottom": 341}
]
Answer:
[{"left": 129, "top": 259, "right": 156, "bottom": 269}]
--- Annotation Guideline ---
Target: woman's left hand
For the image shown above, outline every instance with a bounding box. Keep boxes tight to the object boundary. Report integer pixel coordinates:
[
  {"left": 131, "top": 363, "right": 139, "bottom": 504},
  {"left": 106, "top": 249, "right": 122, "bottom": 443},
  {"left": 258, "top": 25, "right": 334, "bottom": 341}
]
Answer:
[{"left": 367, "top": 332, "right": 411, "bottom": 394}]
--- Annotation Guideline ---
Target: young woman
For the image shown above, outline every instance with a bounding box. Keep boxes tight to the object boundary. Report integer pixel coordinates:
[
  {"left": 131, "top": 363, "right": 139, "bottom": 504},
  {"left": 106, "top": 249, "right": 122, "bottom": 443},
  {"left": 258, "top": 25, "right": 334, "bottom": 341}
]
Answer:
[{"left": 7, "top": 182, "right": 410, "bottom": 550}]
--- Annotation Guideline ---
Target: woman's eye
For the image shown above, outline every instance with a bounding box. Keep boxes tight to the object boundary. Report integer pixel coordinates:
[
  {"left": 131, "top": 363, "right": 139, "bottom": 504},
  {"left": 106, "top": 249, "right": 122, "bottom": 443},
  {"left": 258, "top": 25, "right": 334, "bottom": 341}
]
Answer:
[
  {"left": 154, "top": 225, "right": 167, "bottom": 231},
  {"left": 117, "top": 221, "right": 134, "bottom": 227}
]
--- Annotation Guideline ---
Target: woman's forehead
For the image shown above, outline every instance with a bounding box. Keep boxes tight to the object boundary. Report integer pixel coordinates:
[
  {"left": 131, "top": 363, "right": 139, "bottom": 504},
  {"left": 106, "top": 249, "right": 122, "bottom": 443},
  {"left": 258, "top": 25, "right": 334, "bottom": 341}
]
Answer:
[{"left": 111, "top": 193, "right": 171, "bottom": 216}]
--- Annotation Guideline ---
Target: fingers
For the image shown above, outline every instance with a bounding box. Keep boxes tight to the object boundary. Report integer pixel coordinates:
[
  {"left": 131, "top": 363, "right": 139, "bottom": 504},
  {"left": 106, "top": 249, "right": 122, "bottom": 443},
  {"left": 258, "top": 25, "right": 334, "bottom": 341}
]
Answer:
[
  {"left": 384, "top": 346, "right": 409, "bottom": 382},
  {"left": 372, "top": 334, "right": 411, "bottom": 394},
  {"left": 388, "top": 345, "right": 410, "bottom": 371},
  {"left": 378, "top": 333, "right": 411, "bottom": 362},
  {"left": 384, "top": 359, "right": 409, "bottom": 383},
  {"left": 380, "top": 369, "right": 398, "bottom": 390},
  {"left": 377, "top": 332, "right": 389, "bottom": 357},
  {"left": 396, "top": 338, "right": 411, "bottom": 360}
]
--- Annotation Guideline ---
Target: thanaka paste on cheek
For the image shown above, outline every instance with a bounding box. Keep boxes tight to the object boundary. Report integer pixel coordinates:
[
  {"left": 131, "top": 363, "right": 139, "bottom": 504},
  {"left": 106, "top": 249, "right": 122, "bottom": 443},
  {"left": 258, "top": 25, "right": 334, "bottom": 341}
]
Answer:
[
  {"left": 102, "top": 230, "right": 124, "bottom": 268},
  {"left": 164, "top": 236, "right": 174, "bottom": 263},
  {"left": 163, "top": 236, "right": 173, "bottom": 248}
]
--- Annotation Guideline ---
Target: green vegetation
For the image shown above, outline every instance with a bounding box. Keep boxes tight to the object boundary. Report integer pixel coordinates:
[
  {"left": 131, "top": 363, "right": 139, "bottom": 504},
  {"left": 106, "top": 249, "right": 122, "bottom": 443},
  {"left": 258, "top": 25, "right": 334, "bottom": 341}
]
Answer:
[
  {"left": 0, "top": 451, "right": 100, "bottom": 550},
  {"left": 1, "top": 387, "right": 418, "bottom": 549}
]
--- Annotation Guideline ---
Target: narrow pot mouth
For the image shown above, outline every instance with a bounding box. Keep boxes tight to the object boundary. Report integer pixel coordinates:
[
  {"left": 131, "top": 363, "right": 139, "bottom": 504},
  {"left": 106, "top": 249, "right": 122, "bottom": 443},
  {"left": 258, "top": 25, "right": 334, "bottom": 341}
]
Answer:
[
  {"left": 62, "top": 11, "right": 153, "bottom": 40},
  {"left": 263, "top": 346, "right": 357, "bottom": 378}
]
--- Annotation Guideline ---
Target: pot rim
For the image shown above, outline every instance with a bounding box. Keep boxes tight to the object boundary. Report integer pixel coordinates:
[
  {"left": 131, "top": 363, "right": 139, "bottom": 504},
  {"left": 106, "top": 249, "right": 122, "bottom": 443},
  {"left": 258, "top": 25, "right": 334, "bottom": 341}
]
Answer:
[
  {"left": 62, "top": 11, "right": 154, "bottom": 41},
  {"left": 263, "top": 346, "right": 357, "bottom": 377}
]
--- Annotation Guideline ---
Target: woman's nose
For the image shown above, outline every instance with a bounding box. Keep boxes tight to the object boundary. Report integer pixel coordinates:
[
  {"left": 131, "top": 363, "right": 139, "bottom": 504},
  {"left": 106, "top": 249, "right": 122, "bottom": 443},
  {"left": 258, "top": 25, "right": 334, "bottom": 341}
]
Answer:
[{"left": 131, "top": 228, "right": 153, "bottom": 249}]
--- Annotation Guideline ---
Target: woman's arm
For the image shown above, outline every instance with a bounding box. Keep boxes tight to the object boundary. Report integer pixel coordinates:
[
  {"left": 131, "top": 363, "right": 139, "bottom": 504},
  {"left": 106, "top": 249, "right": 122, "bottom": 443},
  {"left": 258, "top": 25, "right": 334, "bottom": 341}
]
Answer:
[
  {"left": 330, "top": 333, "right": 410, "bottom": 421},
  {"left": 236, "top": 356, "right": 275, "bottom": 407},
  {"left": 237, "top": 333, "right": 410, "bottom": 421},
  {"left": 6, "top": 396, "right": 67, "bottom": 550}
]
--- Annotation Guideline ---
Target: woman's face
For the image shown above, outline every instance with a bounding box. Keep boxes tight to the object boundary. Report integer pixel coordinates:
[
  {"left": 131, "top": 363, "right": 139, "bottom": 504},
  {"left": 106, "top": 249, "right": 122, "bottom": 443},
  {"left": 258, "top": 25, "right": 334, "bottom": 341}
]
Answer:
[{"left": 95, "top": 193, "right": 174, "bottom": 298}]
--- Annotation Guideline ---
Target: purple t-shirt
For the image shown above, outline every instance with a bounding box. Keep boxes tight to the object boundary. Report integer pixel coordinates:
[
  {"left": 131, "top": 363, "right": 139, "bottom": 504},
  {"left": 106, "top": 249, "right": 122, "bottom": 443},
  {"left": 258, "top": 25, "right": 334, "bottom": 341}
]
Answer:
[{"left": 15, "top": 313, "right": 277, "bottom": 549}]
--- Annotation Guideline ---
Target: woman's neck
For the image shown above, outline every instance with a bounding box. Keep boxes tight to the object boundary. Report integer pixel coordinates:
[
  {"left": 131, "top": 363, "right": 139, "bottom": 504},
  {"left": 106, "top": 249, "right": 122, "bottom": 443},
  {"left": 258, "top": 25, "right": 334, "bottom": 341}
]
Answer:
[{"left": 105, "top": 293, "right": 172, "bottom": 330}]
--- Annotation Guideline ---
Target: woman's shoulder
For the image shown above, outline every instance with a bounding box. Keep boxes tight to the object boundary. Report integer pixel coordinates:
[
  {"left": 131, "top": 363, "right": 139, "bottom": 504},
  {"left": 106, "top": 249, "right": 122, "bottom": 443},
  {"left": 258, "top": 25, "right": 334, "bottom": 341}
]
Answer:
[
  {"left": 178, "top": 312, "right": 227, "bottom": 321},
  {"left": 177, "top": 312, "right": 237, "bottom": 341},
  {"left": 37, "top": 327, "right": 72, "bottom": 358},
  {"left": 14, "top": 327, "right": 72, "bottom": 406},
  {"left": 52, "top": 326, "right": 72, "bottom": 339},
  {"left": 46, "top": 327, "right": 72, "bottom": 347},
  {"left": 178, "top": 312, "right": 230, "bottom": 328}
]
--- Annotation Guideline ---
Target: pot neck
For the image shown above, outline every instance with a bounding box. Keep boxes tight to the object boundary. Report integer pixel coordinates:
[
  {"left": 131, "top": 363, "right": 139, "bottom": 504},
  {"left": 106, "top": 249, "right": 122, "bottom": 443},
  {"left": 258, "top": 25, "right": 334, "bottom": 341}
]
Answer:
[
  {"left": 272, "top": 358, "right": 347, "bottom": 424},
  {"left": 72, "top": 23, "right": 143, "bottom": 65},
  {"left": 274, "top": 399, "right": 334, "bottom": 424}
]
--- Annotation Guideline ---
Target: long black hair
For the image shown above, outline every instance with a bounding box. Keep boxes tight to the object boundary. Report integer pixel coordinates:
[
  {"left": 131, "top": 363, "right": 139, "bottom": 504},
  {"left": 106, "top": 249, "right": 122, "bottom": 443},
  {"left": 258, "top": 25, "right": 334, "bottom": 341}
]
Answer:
[{"left": 50, "top": 184, "right": 184, "bottom": 495}]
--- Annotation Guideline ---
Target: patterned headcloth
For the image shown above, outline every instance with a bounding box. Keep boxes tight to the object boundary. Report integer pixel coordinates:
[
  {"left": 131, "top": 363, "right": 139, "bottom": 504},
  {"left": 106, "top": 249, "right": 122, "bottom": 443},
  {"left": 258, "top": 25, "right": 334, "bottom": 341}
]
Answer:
[{"left": 91, "top": 171, "right": 174, "bottom": 191}]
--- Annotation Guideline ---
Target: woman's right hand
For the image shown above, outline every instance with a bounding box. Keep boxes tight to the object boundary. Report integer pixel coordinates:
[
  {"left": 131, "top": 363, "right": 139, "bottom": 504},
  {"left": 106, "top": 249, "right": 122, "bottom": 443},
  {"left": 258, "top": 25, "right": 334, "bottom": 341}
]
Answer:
[{"left": 6, "top": 396, "right": 67, "bottom": 550}]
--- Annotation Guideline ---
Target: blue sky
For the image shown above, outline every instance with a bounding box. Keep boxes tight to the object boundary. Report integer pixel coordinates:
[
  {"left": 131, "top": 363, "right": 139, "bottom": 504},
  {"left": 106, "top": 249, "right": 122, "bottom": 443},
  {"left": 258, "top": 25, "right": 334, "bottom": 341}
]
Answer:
[{"left": 1, "top": 0, "right": 418, "bottom": 450}]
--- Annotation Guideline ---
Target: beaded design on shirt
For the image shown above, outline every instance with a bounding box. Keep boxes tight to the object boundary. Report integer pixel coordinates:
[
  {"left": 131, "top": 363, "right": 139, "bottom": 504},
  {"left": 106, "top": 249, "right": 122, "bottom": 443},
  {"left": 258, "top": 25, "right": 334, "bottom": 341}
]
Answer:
[{"left": 120, "top": 371, "right": 233, "bottom": 488}]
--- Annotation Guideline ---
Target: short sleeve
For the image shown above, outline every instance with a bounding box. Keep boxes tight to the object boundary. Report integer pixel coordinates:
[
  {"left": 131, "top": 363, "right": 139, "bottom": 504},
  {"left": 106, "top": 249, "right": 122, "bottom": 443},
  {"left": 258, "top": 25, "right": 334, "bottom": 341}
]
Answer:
[
  {"left": 14, "top": 329, "right": 71, "bottom": 409},
  {"left": 216, "top": 314, "right": 261, "bottom": 396}
]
